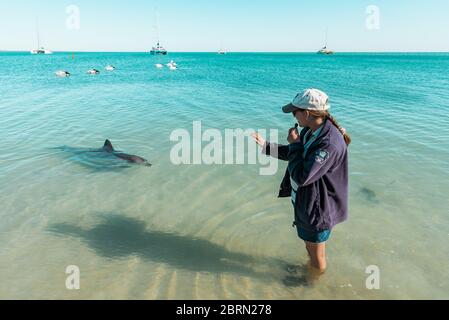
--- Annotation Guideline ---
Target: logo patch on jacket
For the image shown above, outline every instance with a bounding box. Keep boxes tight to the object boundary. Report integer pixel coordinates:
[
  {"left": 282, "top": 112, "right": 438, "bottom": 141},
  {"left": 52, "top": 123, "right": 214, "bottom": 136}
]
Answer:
[{"left": 315, "top": 150, "right": 329, "bottom": 164}]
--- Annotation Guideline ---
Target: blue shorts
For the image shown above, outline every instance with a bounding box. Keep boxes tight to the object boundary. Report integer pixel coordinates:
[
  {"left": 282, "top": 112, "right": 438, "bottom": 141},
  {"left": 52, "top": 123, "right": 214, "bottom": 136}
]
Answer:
[{"left": 296, "top": 226, "right": 331, "bottom": 243}]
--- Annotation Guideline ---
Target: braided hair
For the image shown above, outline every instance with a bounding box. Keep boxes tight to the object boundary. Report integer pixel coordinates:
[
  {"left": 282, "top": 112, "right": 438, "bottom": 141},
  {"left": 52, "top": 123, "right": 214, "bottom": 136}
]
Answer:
[
  {"left": 303, "top": 109, "right": 352, "bottom": 146},
  {"left": 325, "top": 111, "right": 351, "bottom": 146}
]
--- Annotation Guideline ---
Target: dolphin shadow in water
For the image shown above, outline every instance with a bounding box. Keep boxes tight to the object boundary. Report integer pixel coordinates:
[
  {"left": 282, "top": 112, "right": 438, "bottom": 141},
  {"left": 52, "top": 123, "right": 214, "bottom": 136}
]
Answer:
[
  {"left": 358, "top": 187, "right": 380, "bottom": 204},
  {"left": 53, "top": 140, "right": 152, "bottom": 171},
  {"left": 47, "top": 214, "right": 305, "bottom": 285}
]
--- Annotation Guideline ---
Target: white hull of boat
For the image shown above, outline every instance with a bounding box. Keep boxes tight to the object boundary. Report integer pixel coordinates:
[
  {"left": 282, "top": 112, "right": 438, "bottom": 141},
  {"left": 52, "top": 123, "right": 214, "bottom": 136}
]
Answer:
[{"left": 31, "top": 49, "right": 53, "bottom": 55}]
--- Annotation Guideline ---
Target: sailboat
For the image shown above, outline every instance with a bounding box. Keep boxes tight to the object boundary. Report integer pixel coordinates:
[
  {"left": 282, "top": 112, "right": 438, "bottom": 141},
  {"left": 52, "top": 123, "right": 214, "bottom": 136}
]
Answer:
[
  {"left": 150, "top": 12, "right": 167, "bottom": 55},
  {"left": 150, "top": 41, "right": 168, "bottom": 55},
  {"left": 31, "top": 19, "right": 52, "bottom": 55},
  {"left": 217, "top": 40, "right": 227, "bottom": 54},
  {"left": 317, "top": 29, "right": 334, "bottom": 55}
]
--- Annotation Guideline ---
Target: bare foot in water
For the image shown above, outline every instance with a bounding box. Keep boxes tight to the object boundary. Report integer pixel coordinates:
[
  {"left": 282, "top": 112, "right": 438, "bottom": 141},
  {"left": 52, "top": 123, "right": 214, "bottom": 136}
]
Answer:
[{"left": 306, "top": 260, "right": 326, "bottom": 283}]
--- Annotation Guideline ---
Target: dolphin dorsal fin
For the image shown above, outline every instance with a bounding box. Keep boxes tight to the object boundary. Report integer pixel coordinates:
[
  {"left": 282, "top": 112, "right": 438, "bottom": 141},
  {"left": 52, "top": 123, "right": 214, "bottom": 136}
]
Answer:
[{"left": 103, "top": 139, "right": 114, "bottom": 152}]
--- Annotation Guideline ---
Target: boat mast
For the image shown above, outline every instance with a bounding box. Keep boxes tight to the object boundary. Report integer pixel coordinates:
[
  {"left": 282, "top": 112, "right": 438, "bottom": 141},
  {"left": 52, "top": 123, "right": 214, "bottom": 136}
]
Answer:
[
  {"left": 155, "top": 9, "right": 160, "bottom": 46},
  {"left": 325, "top": 28, "right": 328, "bottom": 49},
  {"left": 36, "top": 18, "right": 40, "bottom": 49}
]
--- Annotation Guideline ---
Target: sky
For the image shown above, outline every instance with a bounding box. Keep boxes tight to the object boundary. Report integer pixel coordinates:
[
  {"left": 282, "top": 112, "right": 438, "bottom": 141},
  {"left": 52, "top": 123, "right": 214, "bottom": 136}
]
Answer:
[{"left": 0, "top": 0, "right": 448, "bottom": 52}]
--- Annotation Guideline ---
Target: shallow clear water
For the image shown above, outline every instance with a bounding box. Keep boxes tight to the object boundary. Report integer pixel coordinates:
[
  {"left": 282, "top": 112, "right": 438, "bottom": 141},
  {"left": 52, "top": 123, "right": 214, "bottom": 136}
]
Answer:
[{"left": 1, "top": 52, "right": 448, "bottom": 299}]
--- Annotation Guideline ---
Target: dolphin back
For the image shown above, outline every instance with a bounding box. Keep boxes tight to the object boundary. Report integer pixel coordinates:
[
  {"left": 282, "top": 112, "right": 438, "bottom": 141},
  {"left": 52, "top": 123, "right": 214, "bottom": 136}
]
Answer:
[
  {"left": 103, "top": 140, "right": 114, "bottom": 152},
  {"left": 102, "top": 140, "right": 151, "bottom": 166}
]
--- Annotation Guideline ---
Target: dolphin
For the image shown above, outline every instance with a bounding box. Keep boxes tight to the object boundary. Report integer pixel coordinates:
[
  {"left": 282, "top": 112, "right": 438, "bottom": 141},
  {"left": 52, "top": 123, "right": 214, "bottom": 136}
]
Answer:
[
  {"left": 101, "top": 140, "right": 152, "bottom": 167},
  {"left": 359, "top": 187, "right": 379, "bottom": 204}
]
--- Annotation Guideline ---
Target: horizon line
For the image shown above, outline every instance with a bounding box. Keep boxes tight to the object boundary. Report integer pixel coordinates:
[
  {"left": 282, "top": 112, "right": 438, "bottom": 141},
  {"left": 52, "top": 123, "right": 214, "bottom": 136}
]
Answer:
[{"left": 2, "top": 50, "right": 449, "bottom": 54}]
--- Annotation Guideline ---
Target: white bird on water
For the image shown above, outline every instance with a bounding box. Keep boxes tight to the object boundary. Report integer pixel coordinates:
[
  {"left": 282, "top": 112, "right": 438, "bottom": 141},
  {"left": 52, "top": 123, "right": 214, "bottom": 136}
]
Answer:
[
  {"left": 87, "top": 69, "right": 100, "bottom": 75},
  {"left": 55, "top": 70, "right": 70, "bottom": 77},
  {"left": 166, "top": 60, "right": 178, "bottom": 68},
  {"left": 167, "top": 60, "right": 178, "bottom": 70}
]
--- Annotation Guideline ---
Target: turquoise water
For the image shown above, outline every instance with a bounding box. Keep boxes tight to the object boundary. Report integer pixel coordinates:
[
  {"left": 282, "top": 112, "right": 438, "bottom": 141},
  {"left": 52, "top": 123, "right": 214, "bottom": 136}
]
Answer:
[{"left": 1, "top": 52, "right": 449, "bottom": 299}]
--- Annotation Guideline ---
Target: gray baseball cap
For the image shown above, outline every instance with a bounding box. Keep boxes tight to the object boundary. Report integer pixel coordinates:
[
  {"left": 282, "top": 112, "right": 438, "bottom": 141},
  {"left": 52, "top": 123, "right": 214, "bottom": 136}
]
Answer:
[{"left": 283, "top": 88, "right": 330, "bottom": 113}]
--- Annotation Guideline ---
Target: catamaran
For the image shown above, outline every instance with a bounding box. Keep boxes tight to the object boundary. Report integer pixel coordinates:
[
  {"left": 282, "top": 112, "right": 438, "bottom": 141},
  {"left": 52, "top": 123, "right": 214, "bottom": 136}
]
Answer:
[
  {"left": 317, "top": 29, "right": 334, "bottom": 55},
  {"left": 150, "top": 42, "right": 168, "bottom": 55},
  {"left": 317, "top": 46, "right": 334, "bottom": 55},
  {"left": 31, "top": 48, "right": 52, "bottom": 55},
  {"left": 30, "top": 19, "right": 52, "bottom": 55},
  {"left": 150, "top": 12, "right": 167, "bottom": 55}
]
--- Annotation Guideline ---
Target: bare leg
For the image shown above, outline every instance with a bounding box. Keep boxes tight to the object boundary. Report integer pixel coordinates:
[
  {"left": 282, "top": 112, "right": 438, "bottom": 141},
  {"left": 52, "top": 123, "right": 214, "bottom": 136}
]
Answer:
[
  {"left": 305, "top": 243, "right": 312, "bottom": 259},
  {"left": 283, "top": 242, "right": 325, "bottom": 287},
  {"left": 305, "top": 241, "right": 327, "bottom": 280}
]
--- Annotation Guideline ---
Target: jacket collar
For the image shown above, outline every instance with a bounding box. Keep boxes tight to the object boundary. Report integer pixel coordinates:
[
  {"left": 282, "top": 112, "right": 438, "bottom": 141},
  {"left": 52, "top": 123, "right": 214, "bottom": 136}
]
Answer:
[
  {"left": 302, "top": 118, "right": 333, "bottom": 154},
  {"left": 302, "top": 118, "right": 332, "bottom": 143}
]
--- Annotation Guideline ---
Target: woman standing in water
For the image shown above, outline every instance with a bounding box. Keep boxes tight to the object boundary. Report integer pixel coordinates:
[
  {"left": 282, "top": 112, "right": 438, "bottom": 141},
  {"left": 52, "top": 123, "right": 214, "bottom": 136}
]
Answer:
[{"left": 252, "top": 88, "right": 351, "bottom": 278}]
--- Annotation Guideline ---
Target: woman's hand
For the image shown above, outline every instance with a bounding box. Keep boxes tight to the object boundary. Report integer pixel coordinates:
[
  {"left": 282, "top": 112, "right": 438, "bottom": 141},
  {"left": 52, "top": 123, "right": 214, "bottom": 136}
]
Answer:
[
  {"left": 287, "top": 127, "right": 300, "bottom": 144},
  {"left": 251, "top": 133, "right": 266, "bottom": 147}
]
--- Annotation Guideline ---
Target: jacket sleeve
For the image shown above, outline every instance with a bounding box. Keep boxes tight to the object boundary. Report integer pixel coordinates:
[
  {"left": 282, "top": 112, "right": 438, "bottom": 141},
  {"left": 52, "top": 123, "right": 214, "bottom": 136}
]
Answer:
[
  {"left": 288, "top": 143, "right": 337, "bottom": 187},
  {"left": 262, "top": 142, "right": 290, "bottom": 161}
]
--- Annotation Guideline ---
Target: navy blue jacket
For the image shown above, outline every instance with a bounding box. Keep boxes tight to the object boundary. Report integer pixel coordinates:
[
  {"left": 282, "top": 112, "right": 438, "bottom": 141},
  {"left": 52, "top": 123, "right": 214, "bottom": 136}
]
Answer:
[{"left": 263, "top": 118, "right": 349, "bottom": 232}]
